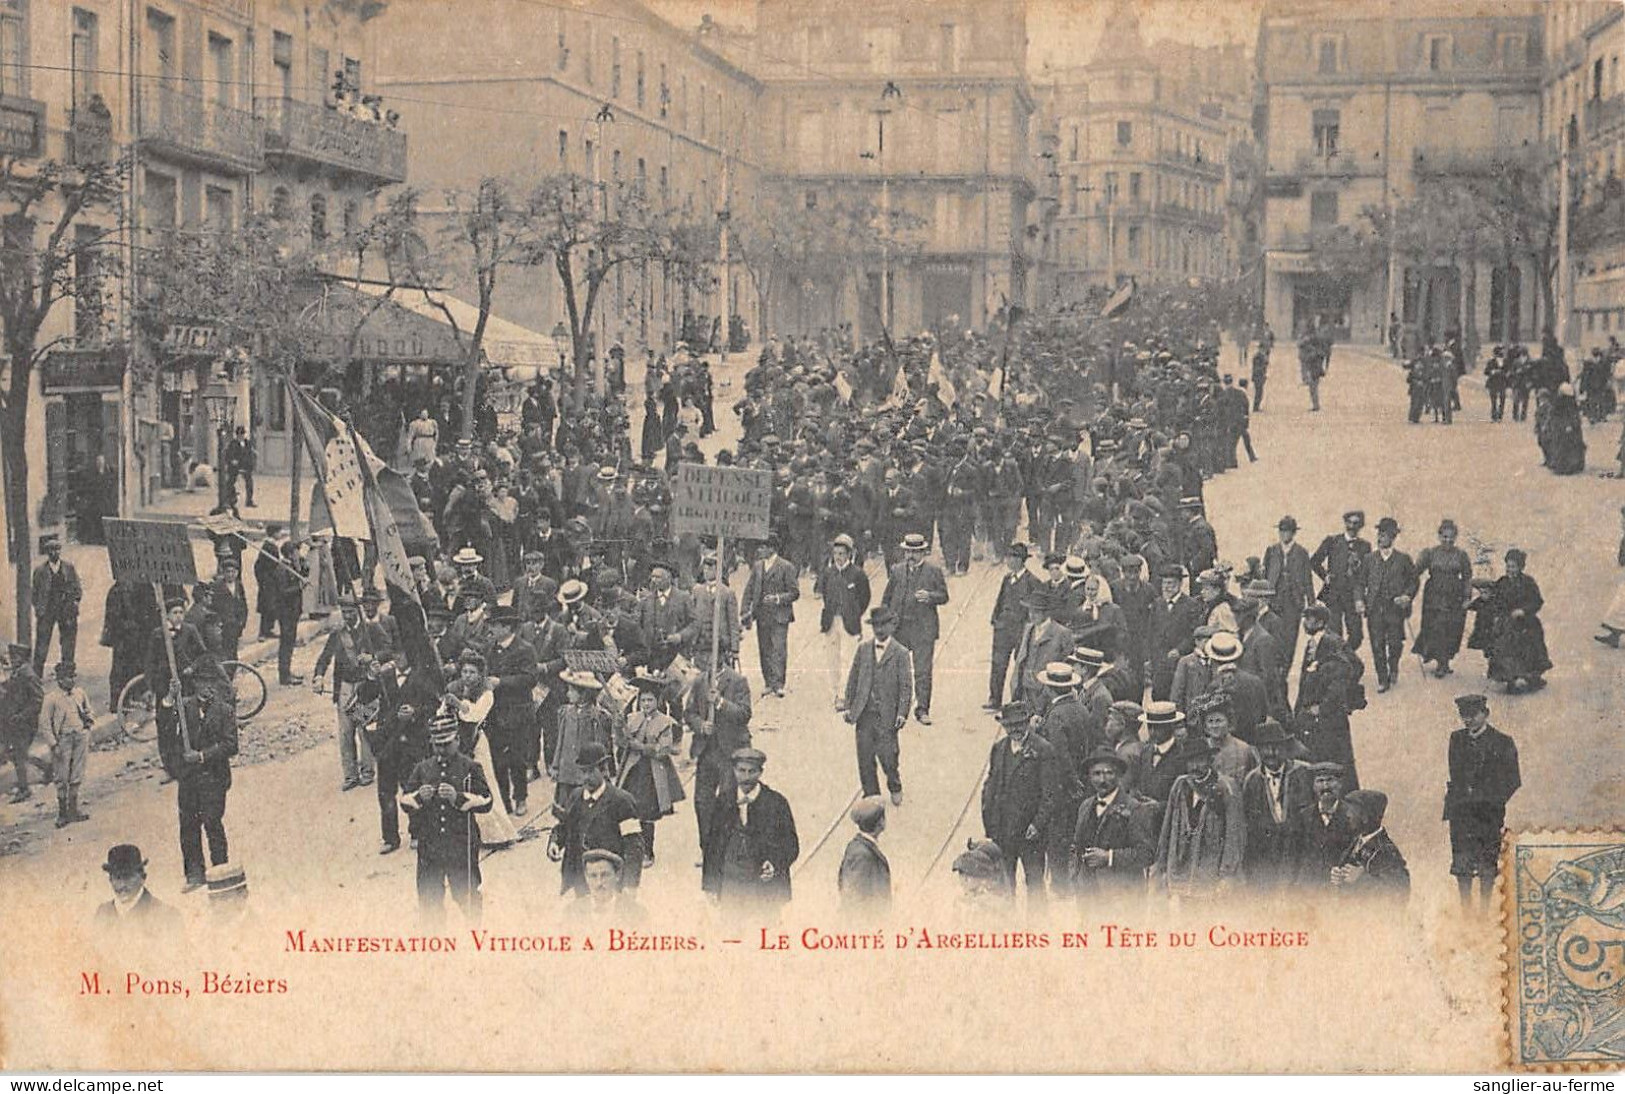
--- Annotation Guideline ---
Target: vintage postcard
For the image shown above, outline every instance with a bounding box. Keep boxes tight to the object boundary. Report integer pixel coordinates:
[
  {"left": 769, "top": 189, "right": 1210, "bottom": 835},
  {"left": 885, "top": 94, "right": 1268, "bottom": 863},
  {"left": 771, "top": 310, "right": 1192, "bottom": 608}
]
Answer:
[{"left": 1, "top": 0, "right": 1623, "bottom": 1075}]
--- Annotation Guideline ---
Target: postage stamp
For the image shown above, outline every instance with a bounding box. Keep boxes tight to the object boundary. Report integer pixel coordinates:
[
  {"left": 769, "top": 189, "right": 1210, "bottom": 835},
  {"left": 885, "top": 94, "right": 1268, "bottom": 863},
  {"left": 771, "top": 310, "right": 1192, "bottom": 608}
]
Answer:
[{"left": 1502, "top": 830, "right": 1625, "bottom": 1070}]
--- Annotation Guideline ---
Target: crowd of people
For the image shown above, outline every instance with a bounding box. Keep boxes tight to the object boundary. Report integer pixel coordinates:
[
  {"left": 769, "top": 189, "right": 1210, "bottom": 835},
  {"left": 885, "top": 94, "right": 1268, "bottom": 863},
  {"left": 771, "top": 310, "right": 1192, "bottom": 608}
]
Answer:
[{"left": 13, "top": 284, "right": 1574, "bottom": 927}]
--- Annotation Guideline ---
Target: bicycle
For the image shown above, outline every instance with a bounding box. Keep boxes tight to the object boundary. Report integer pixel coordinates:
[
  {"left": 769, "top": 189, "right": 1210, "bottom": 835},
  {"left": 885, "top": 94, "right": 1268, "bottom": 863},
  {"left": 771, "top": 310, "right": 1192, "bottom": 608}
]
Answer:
[{"left": 115, "top": 662, "right": 269, "bottom": 742}]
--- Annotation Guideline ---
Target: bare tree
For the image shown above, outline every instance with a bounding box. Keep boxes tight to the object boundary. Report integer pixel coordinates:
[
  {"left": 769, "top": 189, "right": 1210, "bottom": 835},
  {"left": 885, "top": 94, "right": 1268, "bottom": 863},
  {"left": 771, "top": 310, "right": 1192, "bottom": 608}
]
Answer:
[{"left": 0, "top": 154, "right": 124, "bottom": 639}]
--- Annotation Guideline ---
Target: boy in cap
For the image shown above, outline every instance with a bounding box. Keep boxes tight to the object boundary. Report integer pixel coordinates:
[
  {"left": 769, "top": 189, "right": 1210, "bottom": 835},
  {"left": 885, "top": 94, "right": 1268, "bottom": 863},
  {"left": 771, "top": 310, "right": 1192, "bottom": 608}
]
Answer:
[
  {"left": 401, "top": 715, "right": 492, "bottom": 922},
  {"left": 836, "top": 796, "right": 891, "bottom": 917},
  {"left": 38, "top": 662, "right": 94, "bottom": 826},
  {"left": 1444, "top": 694, "right": 1520, "bottom": 911}
]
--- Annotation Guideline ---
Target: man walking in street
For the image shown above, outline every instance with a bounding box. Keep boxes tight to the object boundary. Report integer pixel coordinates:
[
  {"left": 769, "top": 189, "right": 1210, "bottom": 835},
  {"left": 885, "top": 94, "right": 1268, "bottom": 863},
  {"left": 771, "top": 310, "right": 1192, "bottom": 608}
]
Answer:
[
  {"left": 1444, "top": 694, "right": 1520, "bottom": 912},
  {"left": 986, "top": 543, "right": 1039, "bottom": 711},
  {"left": 836, "top": 796, "right": 891, "bottom": 919},
  {"left": 815, "top": 534, "right": 870, "bottom": 710},
  {"left": 982, "top": 700, "right": 1063, "bottom": 907},
  {"left": 401, "top": 714, "right": 491, "bottom": 922},
  {"left": 1310, "top": 510, "right": 1371, "bottom": 651},
  {"left": 1357, "top": 516, "right": 1417, "bottom": 694},
  {"left": 254, "top": 525, "right": 288, "bottom": 639},
  {"left": 223, "top": 426, "right": 256, "bottom": 508},
  {"left": 742, "top": 534, "right": 799, "bottom": 700},
  {"left": 158, "top": 658, "right": 238, "bottom": 891},
  {"left": 31, "top": 534, "right": 82, "bottom": 676},
  {"left": 882, "top": 533, "right": 950, "bottom": 725},
  {"left": 843, "top": 606, "right": 912, "bottom": 805}
]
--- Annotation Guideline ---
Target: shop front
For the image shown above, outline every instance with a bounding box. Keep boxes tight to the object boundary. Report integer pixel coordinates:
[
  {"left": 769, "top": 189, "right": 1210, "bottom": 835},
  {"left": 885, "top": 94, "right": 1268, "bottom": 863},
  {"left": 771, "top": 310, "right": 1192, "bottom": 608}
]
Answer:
[{"left": 40, "top": 348, "right": 126, "bottom": 545}]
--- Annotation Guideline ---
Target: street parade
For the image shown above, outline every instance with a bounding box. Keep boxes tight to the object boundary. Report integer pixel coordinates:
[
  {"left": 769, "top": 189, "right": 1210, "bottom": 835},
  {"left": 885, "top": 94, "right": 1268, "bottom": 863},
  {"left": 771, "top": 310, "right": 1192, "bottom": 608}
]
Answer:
[
  {"left": 3, "top": 0, "right": 1625, "bottom": 1076},
  {"left": 6, "top": 278, "right": 1618, "bottom": 931}
]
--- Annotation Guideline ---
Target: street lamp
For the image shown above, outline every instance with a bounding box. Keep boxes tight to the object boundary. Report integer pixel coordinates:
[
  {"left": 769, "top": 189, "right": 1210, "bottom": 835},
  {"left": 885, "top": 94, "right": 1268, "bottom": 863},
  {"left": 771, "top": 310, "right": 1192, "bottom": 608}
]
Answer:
[
  {"left": 551, "top": 321, "right": 571, "bottom": 384},
  {"left": 873, "top": 80, "right": 902, "bottom": 332}
]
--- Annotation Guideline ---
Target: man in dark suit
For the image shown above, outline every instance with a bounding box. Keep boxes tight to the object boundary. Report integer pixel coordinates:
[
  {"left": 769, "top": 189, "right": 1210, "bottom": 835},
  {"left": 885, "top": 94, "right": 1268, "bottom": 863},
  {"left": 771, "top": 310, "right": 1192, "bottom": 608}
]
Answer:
[
  {"left": 1444, "top": 693, "right": 1520, "bottom": 910},
  {"left": 1235, "top": 598, "right": 1288, "bottom": 727},
  {"left": 367, "top": 652, "right": 436, "bottom": 854},
  {"left": 1294, "top": 604, "right": 1360, "bottom": 789},
  {"left": 1309, "top": 510, "right": 1371, "bottom": 650},
  {"left": 636, "top": 560, "right": 691, "bottom": 668},
  {"left": 1290, "top": 761, "right": 1359, "bottom": 889},
  {"left": 1071, "top": 750, "right": 1156, "bottom": 900},
  {"left": 484, "top": 606, "right": 539, "bottom": 816},
  {"left": 31, "top": 535, "right": 82, "bottom": 676},
  {"left": 986, "top": 542, "right": 1039, "bottom": 710},
  {"left": 1357, "top": 516, "right": 1418, "bottom": 692},
  {"left": 881, "top": 533, "right": 950, "bottom": 724},
  {"left": 157, "top": 661, "right": 238, "bottom": 890},
  {"left": 402, "top": 715, "right": 494, "bottom": 921},
  {"left": 1239, "top": 719, "right": 1314, "bottom": 891},
  {"left": 1148, "top": 565, "right": 1204, "bottom": 701},
  {"left": 1128, "top": 701, "right": 1186, "bottom": 809},
  {"left": 815, "top": 534, "right": 871, "bottom": 710},
  {"left": 209, "top": 556, "right": 249, "bottom": 666},
  {"left": 982, "top": 701, "right": 1064, "bottom": 905},
  {"left": 359, "top": 589, "right": 401, "bottom": 664},
  {"left": 95, "top": 844, "right": 182, "bottom": 939},
  {"left": 1263, "top": 515, "right": 1314, "bottom": 656},
  {"left": 742, "top": 535, "right": 800, "bottom": 699},
  {"left": 549, "top": 741, "right": 645, "bottom": 895},
  {"left": 222, "top": 425, "right": 256, "bottom": 507},
  {"left": 836, "top": 796, "right": 891, "bottom": 918},
  {"left": 254, "top": 525, "right": 286, "bottom": 639},
  {"left": 701, "top": 747, "right": 799, "bottom": 918},
  {"left": 843, "top": 607, "right": 913, "bottom": 804}
]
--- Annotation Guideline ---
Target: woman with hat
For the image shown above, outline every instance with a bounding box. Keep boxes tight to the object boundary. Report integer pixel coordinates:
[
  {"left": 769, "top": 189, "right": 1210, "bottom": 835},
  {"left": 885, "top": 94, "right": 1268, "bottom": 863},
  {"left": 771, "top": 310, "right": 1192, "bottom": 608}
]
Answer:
[
  {"left": 1479, "top": 549, "right": 1552, "bottom": 693},
  {"left": 618, "top": 671, "right": 685, "bottom": 866},
  {"left": 1411, "top": 519, "right": 1474, "bottom": 677},
  {"left": 552, "top": 669, "right": 614, "bottom": 805}
]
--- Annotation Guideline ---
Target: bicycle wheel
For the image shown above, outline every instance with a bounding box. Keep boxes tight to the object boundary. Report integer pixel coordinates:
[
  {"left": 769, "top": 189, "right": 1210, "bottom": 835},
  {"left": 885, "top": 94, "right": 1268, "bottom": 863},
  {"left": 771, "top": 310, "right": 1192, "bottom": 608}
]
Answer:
[
  {"left": 116, "top": 674, "right": 160, "bottom": 742},
  {"left": 224, "top": 661, "right": 268, "bottom": 721}
]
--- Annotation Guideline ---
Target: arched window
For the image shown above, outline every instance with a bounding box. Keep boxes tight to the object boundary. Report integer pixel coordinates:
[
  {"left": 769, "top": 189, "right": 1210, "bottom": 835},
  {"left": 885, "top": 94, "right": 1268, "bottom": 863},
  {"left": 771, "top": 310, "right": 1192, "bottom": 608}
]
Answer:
[
  {"left": 310, "top": 193, "right": 328, "bottom": 245},
  {"left": 270, "top": 184, "right": 292, "bottom": 222}
]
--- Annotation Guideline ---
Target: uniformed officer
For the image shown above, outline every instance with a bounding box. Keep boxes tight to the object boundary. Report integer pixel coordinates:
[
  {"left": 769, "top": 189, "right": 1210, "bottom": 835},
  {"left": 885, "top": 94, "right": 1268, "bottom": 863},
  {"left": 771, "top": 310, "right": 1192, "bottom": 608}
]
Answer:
[{"left": 400, "top": 713, "right": 493, "bottom": 922}]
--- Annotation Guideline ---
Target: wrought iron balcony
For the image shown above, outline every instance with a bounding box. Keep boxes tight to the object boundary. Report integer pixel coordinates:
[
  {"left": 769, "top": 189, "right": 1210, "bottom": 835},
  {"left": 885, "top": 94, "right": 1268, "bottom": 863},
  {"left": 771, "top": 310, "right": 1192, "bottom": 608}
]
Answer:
[
  {"left": 138, "top": 87, "right": 262, "bottom": 174},
  {"left": 1286, "top": 148, "right": 1384, "bottom": 178},
  {"left": 260, "top": 97, "right": 407, "bottom": 184}
]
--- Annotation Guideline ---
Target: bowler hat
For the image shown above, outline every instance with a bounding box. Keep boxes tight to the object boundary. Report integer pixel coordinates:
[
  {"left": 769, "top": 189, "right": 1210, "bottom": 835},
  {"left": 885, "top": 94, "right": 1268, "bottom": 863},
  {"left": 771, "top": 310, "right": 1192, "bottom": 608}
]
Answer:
[
  {"left": 577, "top": 742, "right": 612, "bottom": 769},
  {"left": 1345, "top": 789, "right": 1389, "bottom": 827},
  {"left": 1375, "top": 516, "right": 1400, "bottom": 537},
  {"left": 1342, "top": 510, "right": 1366, "bottom": 525},
  {"left": 1454, "top": 693, "right": 1489, "bottom": 714},
  {"left": 868, "top": 606, "right": 897, "bottom": 626},
  {"left": 1006, "top": 542, "right": 1030, "bottom": 559},
  {"left": 1250, "top": 718, "right": 1291, "bottom": 746},
  {"left": 53, "top": 661, "right": 77, "bottom": 679},
  {"left": 1277, "top": 515, "right": 1298, "bottom": 532},
  {"left": 1081, "top": 749, "right": 1128, "bottom": 774},
  {"left": 997, "top": 701, "right": 1033, "bottom": 727},
  {"left": 102, "top": 844, "right": 147, "bottom": 876}
]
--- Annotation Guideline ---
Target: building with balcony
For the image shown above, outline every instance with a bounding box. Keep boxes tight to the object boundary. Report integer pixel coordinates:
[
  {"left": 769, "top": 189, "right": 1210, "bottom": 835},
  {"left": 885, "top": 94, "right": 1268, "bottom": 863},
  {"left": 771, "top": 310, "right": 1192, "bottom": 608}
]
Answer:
[
  {"left": 1036, "top": 3, "right": 1236, "bottom": 305},
  {"left": 1543, "top": 1, "right": 1624, "bottom": 353},
  {"left": 1257, "top": 0, "right": 1544, "bottom": 346},
  {"left": 735, "top": 0, "right": 1035, "bottom": 339},
  {"left": 377, "top": 0, "right": 765, "bottom": 361}
]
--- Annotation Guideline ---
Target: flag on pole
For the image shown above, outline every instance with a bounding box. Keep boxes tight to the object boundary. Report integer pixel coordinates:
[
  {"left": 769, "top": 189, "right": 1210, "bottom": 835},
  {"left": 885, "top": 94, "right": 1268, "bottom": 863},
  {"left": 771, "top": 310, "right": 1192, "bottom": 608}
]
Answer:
[
  {"left": 926, "top": 349, "right": 957, "bottom": 406},
  {"left": 287, "top": 379, "right": 443, "bottom": 688},
  {"left": 1101, "top": 277, "right": 1137, "bottom": 319}
]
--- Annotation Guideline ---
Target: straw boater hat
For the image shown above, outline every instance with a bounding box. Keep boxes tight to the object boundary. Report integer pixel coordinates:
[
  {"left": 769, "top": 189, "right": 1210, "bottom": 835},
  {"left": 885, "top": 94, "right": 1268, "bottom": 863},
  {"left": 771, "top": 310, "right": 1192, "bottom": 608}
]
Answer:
[
  {"left": 1036, "top": 661, "right": 1082, "bottom": 690},
  {"left": 452, "top": 547, "right": 484, "bottom": 566},
  {"left": 560, "top": 669, "right": 603, "bottom": 691}
]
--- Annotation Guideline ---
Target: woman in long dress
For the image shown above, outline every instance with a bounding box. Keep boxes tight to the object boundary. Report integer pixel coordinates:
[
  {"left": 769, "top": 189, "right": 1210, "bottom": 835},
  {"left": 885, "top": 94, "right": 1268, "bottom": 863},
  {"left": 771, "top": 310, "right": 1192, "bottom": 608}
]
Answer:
[
  {"left": 486, "top": 482, "right": 519, "bottom": 591},
  {"left": 1411, "top": 518, "right": 1473, "bottom": 676},
  {"left": 1546, "top": 384, "right": 1587, "bottom": 476},
  {"left": 1480, "top": 549, "right": 1553, "bottom": 693},
  {"left": 617, "top": 676, "right": 685, "bottom": 868},
  {"left": 446, "top": 653, "right": 520, "bottom": 848}
]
